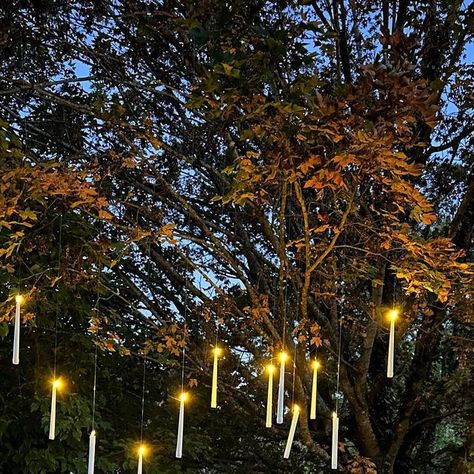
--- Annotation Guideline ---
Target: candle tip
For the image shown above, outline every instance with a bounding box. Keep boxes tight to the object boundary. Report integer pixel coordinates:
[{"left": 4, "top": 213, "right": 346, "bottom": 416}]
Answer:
[{"left": 388, "top": 309, "right": 399, "bottom": 321}]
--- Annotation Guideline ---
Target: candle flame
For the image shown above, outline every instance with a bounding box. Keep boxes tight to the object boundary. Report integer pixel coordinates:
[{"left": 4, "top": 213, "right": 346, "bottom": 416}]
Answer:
[
  {"left": 266, "top": 364, "right": 275, "bottom": 374},
  {"left": 52, "top": 378, "right": 63, "bottom": 389},
  {"left": 279, "top": 351, "right": 288, "bottom": 362},
  {"left": 138, "top": 444, "right": 147, "bottom": 456},
  {"left": 213, "top": 346, "right": 222, "bottom": 356},
  {"left": 179, "top": 392, "right": 188, "bottom": 402},
  {"left": 312, "top": 359, "right": 320, "bottom": 370},
  {"left": 15, "top": 294, "right": 23, "bottom": 304},
  {"left": 388, "top": 309, "right": 399, "bottom": 321}
]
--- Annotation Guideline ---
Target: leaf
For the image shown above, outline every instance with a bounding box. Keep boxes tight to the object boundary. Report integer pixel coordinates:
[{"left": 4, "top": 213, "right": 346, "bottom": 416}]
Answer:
[{"left": 422, "top": 213, "right": 437, "bottom": 225}]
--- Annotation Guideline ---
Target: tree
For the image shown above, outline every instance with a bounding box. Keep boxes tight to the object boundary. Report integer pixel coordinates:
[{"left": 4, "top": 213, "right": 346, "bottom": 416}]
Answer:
[{"left": 0, "top": 1, "right": 473, "bottom": 473}]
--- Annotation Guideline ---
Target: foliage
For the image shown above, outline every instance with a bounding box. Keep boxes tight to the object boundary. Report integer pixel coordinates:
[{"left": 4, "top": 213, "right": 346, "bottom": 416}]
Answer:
[{"left": 0, "top": 1, "right": 473, "bottom": 473}]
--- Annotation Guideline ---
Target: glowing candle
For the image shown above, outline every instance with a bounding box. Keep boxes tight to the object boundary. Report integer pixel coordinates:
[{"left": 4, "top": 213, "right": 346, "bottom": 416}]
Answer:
[
  {"left": 276, "top": 352, "right": 287, "bottom": 424},
  {"left": 331, "top": 412, "right": 339, "bottom": 469},
  {"left": 88, "top": 430, "right": 96, "bottom": 474},
  {"left": 49, "top": 379, "right": 62, "bottom": 440},
  {"left": 176, "top": 392, "right": 187, "bottom": 458},
  {"left": 265, "top": 364, "right": 275, "bottom": 428},
  {"left": 310, "top": 359, "right": 320, "bottom": 420},
  {"left": 387, "top": 309, "right": 398, "bottom": 378},
  {"left": 12, "top": 294, "right": 23, "bottom": 365},
  {"left": 211, "top": 346, "right": 221, "bottom": 408},
  {"left": 283, "top": 404, "right": 300, "bottom": 459},
  {"left": 137, "top": 445, "right": 146, "bottom": 474}
]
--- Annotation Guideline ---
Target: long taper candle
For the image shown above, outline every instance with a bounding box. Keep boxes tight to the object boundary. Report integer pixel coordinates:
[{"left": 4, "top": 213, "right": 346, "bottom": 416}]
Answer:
[
  {"left": 49, "top": 379, "right": 62, "bottom": 440},
  {"left": 310, "top": 359, "right": 320, "bottom": 420},
  {"left": 265, "top": 364, "right": 275, "bottom": 428},
  {"left": 331, "top": 412, "right": 339, "bottom": 469},
  {"left": 211, "top": 346, "right": 221, "bottom": 408},
  {"left": 387, "top": 309, "right": 399, "bottom": 378},
  {"left": 88, "top": 430, "right": 96, "bottom": 474},
  {"left": 283, "top": 404, "right": 300, "bottom": 459},
  {"left": 176, "top": 392, "right": 187, "bottom": 458},
  {"left": 137, "top": 445, "right": 146, "bottom": 474},
  {"left": 12, "top": 294, "right": 23, "bottom": 365},
  {"left": 277, "top": 352, "right": 287, "bottom": 424}
]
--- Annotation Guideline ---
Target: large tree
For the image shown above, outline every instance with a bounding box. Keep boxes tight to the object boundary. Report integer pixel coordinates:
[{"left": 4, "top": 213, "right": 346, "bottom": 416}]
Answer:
[{"left": 0, "top": 1, "right": 473, "bottom": 473}]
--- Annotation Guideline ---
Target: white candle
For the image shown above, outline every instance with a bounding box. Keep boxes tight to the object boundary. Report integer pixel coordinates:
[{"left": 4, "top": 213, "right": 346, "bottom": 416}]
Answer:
[
  {"left": 49, "top": 379, "right": 61, "bottom": 440},
  {"left": 137, "top": 445, "right": 145, "bottom": 474},
  {"left": 211, "top": 347, "right": 221, "bottom": 408},
  {"left": 387, "top": 309, "right": 398, "bottom": 378},
  {"left": 12, "top": 294, "right": 22, "bottom": 365},
  {"left": 277, "top": 352, "right": 287, "bottom": 424},
  {"left": 266, "top": 364, "right": 275, "bottom": 428},
  {"left": 283, "top": 404, "right": 300, "bottom": 459},
  {"left": 88, "top": 430, "right": 96, "bottom": 474},
  {"left": 331, "top": 412, "right": 339, "bottom": 469},
  {"left": 176, "top": 393, "right": 187, "bottom": 458},
  {"left": 310, "top": 359, "right": 320, "bottom": 420}
]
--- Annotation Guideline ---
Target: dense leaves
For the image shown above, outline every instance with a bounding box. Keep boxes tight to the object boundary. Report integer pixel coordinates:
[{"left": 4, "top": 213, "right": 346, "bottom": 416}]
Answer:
[{"left": 0, "top": 1, "right": 473, "bottom": 473}]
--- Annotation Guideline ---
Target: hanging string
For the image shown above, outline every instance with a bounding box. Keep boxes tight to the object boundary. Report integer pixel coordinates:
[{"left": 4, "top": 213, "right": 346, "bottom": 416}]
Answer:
[
  {"left": 291, "top": 290, "right": 298, "bottom": 408},
  {"left": 335, "top": 316, "right": 343, "bottom": 414},
  {"left": 52, "top": 214, "right": 63, "bottom": 383},
  {"left": 140, "top": 350, "right": 147, "bottom": 444},
  {"left": 91, "top": 222, "right": 103, "bottom": 434},
  {"left": 180, "top": 213, "right": 191, "bottom": 395}
]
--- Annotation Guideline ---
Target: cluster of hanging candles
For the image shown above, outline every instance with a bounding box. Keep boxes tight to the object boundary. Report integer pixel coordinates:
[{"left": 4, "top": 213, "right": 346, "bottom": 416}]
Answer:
[{"left": 10, "top": 293, "right": 400, "bottom": 472}]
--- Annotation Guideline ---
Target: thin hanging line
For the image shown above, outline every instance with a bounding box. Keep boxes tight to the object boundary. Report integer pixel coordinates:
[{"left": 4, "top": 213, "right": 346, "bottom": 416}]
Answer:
[
  {"left": 140, "top": 238, "right": 152, "bottom": 443},
  {"left": 91, "top": 343, "right": 98, "bottom": 431},
  {"left": 335, "top": 316, "right": 343, "bottom": 414},
  {"left": 180, "top": 225, "right": 190, "bottom": 394},
  {"left": 291, "top": 290, "right": 298, "bottom": 407},
  {"left": 53, "top": 215, "right": 63, "bottom": 381},
  {"left": 91, "top": 223, "right": 102, "bottom": 432},
  {"left": 140, "top": 352, "right": 147, "bottom": 443},
  {"left": 282, "top": 273, "right": 288, "bottom": 350},
  {"left": 291, "top": 341, "right": 297, "bottom": 407}
]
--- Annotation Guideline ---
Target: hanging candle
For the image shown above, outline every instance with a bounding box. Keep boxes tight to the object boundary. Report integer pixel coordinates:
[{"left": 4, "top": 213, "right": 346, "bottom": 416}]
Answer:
[
  {"left": 12, "top": 294, "right": 23, "bottom": 365},
  {"left": 88, "top": 430, "right": 96, "bottom": 474},
  {"left": 331, "top": 412, "right": 339, "bottom": 469},
  {"left": 211, "top": 346, "right": 221, "bottom": 408},
  {"left": 276, "top": 351, "right": 287, "bottom": 424},
  {"left": 137, "top": 445, "right": 147, "bottom": 474},
  {"left": 49, "top": 378, "right": 62, "bottom": 440},
  {"left": 310, "top": 359, "right": 320, "bottom": 420},
  {"left": 386, "top": 309, "right": 399, "bottom": 378},
  {"left": 283, "top": 404, "right": 300, "bottom": 459},
  {"left": 265, "top": 364, "right": 275, "bottom": 428},
  {"left": 176, "top": 392, "right": 187, "bottom": 458}
]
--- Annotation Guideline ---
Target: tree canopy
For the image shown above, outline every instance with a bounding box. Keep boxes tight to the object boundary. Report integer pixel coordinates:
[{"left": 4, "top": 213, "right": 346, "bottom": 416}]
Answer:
[{"left": 0, "top": 1, "right": 473, "bottom": 473}]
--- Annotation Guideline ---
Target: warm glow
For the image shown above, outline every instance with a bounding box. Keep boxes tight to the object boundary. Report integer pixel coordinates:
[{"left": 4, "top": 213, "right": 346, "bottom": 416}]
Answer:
[
  {"left": 52, "top": 378, "right": 63, "bottom": 389},
  {"left": 266, "top": 363, "right": 275, "bottom": 374},
  {"left": 15, "top": 294, "right": 23, "bottom": 304},
  {"left": 293, "top": 404, "right": 300, "bottom": 413},
  {"left": 213, "top": 346, "right": 222, "bottom": 356},
  {"left": 279, "top": 351, "right": 288, "bottom": 362},
  {"left": 312, "top": 359, "right": 320, "bottom": 370},
  {"left": 388, "top": 309, "right": 399, "bottom": 321},
  {"left": 180, "top": 392, "right": 188, "bottom": 402},
  {"left": 138, "top": 444, "right": 148, "bottom": 456}
]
